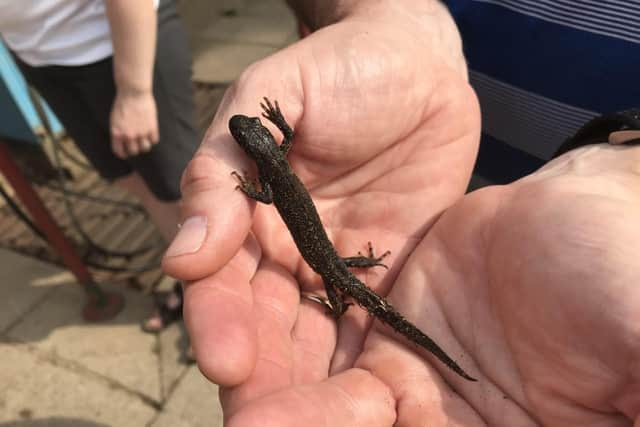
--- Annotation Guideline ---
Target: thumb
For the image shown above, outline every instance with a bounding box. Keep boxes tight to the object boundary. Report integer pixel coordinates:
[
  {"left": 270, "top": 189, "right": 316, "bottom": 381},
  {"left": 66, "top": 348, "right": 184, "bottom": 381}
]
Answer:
[
  {"left": 161, "top": 112, "right": 254, "bottom": 281},
  {"left": 161, "top": 60, "right": 303, "bottom": 280}
]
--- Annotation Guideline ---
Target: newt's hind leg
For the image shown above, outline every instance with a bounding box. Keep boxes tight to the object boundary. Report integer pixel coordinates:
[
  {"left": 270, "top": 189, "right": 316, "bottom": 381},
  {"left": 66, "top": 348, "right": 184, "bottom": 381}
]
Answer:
[
  {"left": 303, "top": 282, "right": 351, "bottom": 318},
  {"left": 342, "top": 241, "right": 391, "bottom": 270}
]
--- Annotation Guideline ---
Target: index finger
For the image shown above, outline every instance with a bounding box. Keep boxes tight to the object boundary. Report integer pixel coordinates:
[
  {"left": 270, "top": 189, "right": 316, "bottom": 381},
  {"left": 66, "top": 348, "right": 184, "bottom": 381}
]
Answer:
[{"left": 184, "top": 236, "right": 261, "bottom": 386}]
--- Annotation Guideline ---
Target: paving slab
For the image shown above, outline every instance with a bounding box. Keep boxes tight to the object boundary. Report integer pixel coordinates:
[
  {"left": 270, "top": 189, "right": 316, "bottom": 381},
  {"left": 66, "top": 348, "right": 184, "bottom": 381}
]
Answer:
[
  {"left": 158, "top": 321, "right": 190, "bottom": 400},
  {"left": 177, "top": 0, "right": 247, "bottom": 40},
  {"left": 0, "top": 248, "right": 69, "bottom": 332},
  {"left": 0, "top": 342, "right": 156, "bottom": 426},
  {"left": 192, "top": 40, "right": 281, "bottom": 84},
  {"left": 6, "top": 281, "right": 163, "bottom": 402},
  {"left": 181, "top": 0, "right": 297, "bottom": 84},
  {"left": 242, "top": 0, "right": 295, "bottom": 19},
  {"left": 196, "top": 6, "right": 296, "bottom": 47},
  {"left": 151, "top": 366, "right": 223, "bottom": 427},
  {"left": 145, "top": 277, "right": 192, "bottom": 400}
]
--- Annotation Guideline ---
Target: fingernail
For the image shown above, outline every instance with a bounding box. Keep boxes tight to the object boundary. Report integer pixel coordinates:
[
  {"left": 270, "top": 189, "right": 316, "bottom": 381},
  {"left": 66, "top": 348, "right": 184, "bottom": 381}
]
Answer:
[{"left": 165, "top": 216, "right": 208, "bottom": 257}]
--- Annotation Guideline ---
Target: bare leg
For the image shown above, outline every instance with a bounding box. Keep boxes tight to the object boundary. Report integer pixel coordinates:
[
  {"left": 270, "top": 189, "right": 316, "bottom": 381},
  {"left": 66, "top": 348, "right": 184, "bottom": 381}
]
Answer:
[
  {"left": 114, "top": 173, "right": 183, "bottom": 333},
  {"left": 113, "top": 173, "right": 180, "bottom": 242}
]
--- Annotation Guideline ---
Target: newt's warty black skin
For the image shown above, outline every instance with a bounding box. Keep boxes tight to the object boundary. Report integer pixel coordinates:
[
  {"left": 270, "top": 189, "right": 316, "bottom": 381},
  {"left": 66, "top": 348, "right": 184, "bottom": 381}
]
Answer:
[{"left": 229, "top": 98, "right": 476, "bottom": 382}]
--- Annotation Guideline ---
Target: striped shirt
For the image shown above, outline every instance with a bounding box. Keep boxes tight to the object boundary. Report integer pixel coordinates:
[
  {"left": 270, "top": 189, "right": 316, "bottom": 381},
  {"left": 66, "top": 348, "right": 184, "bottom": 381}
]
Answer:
[{"left": 442, "top": 0, "right": 640, "bottom": 182}]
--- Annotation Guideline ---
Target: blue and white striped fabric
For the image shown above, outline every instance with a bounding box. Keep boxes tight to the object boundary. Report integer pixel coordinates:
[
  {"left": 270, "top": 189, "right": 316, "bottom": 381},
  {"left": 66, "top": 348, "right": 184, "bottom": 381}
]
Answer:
[{"left": 443, "top": 0, "right": 640, "bottom": 182}]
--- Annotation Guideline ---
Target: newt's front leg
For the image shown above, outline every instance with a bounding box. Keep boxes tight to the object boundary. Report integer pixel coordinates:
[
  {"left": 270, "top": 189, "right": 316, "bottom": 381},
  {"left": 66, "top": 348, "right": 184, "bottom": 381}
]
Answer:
[
  {"left": 260, "top": 97, "right": 294, "bottom": 155},
  {"left": 231, "top": 171, "right": 273, "bottom": 204}
]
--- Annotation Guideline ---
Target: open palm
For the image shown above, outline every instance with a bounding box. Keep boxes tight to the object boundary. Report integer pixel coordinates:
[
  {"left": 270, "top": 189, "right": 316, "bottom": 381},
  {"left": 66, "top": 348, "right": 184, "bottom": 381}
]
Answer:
[{"left": 354, "top": 148, "right": 640, "bottom": 426}]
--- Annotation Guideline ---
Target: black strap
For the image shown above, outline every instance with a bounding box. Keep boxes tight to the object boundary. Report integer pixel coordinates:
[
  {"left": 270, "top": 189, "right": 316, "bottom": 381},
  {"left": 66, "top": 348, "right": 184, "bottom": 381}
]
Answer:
[{"left": 553, "top": 108, "right": 640, "bottom": 158}]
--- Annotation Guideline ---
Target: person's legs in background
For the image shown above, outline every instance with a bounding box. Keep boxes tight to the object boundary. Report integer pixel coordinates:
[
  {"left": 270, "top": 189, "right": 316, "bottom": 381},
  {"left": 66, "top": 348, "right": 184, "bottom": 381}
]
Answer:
[
  {"left": 136, "top": 0, "right": 198, "bottom": 338},
  {"left": 114, "top": 173, "right": 185, "bottom": 334},
  {"left": 16, "top": 0, "right": 199, "bottom": 355},
  {"left": 114, "top": 173, "right": 180, "bottom": 243},
  {"left": 115, "top": 173, "right": 188, "bottom": 336}
]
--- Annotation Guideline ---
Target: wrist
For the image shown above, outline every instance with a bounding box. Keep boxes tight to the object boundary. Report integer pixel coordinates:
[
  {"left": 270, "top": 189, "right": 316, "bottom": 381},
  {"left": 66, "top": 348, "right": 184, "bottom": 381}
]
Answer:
[
  {"left": 114, "top": 84, "right": 153, "bottom": 98},
  {"left": 113, "top": 63, "right": 153, "bottom": 96}
]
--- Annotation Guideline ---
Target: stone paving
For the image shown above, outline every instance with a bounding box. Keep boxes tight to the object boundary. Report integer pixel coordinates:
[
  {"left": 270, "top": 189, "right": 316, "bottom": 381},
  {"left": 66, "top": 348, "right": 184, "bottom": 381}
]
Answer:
[
  {"left": 0, "top": 1, "right": 296, "bottom": 426},
  {"left": 0, "top": 248, "right": 221, "bottom": 427}
]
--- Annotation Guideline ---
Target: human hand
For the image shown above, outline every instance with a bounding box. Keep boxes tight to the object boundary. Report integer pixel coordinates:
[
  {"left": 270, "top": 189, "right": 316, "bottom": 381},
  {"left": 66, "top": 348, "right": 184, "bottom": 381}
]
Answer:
[
  {"left": 385, "top": 144, "right": 640, "bottom": 426},
  {"left": 163, "top": 0, "right": 478, "bottom": 374},
  {"left": 109, "top": 90, "right": 159, "bottom": 158},
  {"left": 162, "top": 0, "right": 481, "bottom": 423},
  {"left": 214, "top": 144, "right": 640, "bottom": 426}
]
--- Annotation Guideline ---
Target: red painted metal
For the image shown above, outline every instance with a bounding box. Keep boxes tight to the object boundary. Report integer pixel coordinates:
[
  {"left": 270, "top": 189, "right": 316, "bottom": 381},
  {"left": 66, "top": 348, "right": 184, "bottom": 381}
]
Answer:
[{"left": 0, "top": 139, "right": 124, "bottom": 321}]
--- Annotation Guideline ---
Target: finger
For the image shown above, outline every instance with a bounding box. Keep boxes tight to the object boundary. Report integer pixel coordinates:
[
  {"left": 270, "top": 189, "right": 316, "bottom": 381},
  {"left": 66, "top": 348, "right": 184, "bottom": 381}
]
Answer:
[
  {"left": 161, "top": 144, "right": 253, "bottom": 280},
  {"left": 184, "top": 236, "right": 260, "bottom": 386},
  {"left": 221, "top": 260, "right": 302, "bottom": 412},
  {"left": 358, "top": 339, "right": 500, "bottom": 426},
  {"left": 111, "top": 133, "right": 127, "bottom": 159},
  {"left": 290, "top": 297, "right": 338, "bottom": 383},
  {"left": 150, "top": 124, "right": 160, "bottom": 144},
  {"left": 224, "top": 369, "right": 395, "bottom": 427},
  {"left": 124, "top": 139, "right": 140, "bottom": 157},
  {"left": 139, "top": 137, "right": 153, "bottom": 153},
  {"left": 223, "top": 260, "right": 339, "bottom": 413},
  {"left": 330, "top": 308, "right": 375, "bottom": 373},
  {"left": 161, "top": 91, "right": 255, "bottom": 282},
  {"left": 161, "top": 80, "right": 302, "bottom": 281}
]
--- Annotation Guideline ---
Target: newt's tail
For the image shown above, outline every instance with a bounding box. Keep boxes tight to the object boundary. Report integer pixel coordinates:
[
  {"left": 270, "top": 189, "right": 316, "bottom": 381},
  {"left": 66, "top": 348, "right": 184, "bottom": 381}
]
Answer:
[
  {"left": 354, "top": 285, "right": 477, "bottom": 382},
  {"left": 386, "top": 309, "right": 477, "bottom": 381}
]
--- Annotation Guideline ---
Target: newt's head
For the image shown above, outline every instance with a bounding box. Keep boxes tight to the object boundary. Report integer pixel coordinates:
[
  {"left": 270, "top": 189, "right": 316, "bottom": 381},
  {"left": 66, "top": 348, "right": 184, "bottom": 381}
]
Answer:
[{"left": 229, "top": 114, "right": 276, "bottom": 160}]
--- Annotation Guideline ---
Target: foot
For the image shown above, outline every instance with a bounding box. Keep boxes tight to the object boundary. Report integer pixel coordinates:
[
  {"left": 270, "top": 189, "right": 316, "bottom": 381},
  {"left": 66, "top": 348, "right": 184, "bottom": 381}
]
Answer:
[
  {"left": 185, "top": 344, "right": 196, "bottom": 364},
  {"left": 141, "top": 282, "right": 183, "bottom": 333},
  {"left": 302, "top": 293, "right": 352, "bottom": 318}
]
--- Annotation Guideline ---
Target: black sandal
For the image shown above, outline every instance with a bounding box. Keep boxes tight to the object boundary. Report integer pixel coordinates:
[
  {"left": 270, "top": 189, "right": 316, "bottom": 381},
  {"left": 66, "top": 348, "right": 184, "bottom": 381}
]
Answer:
[{"left": 141, "top": 282, "right": 184, "bottom": 334}]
